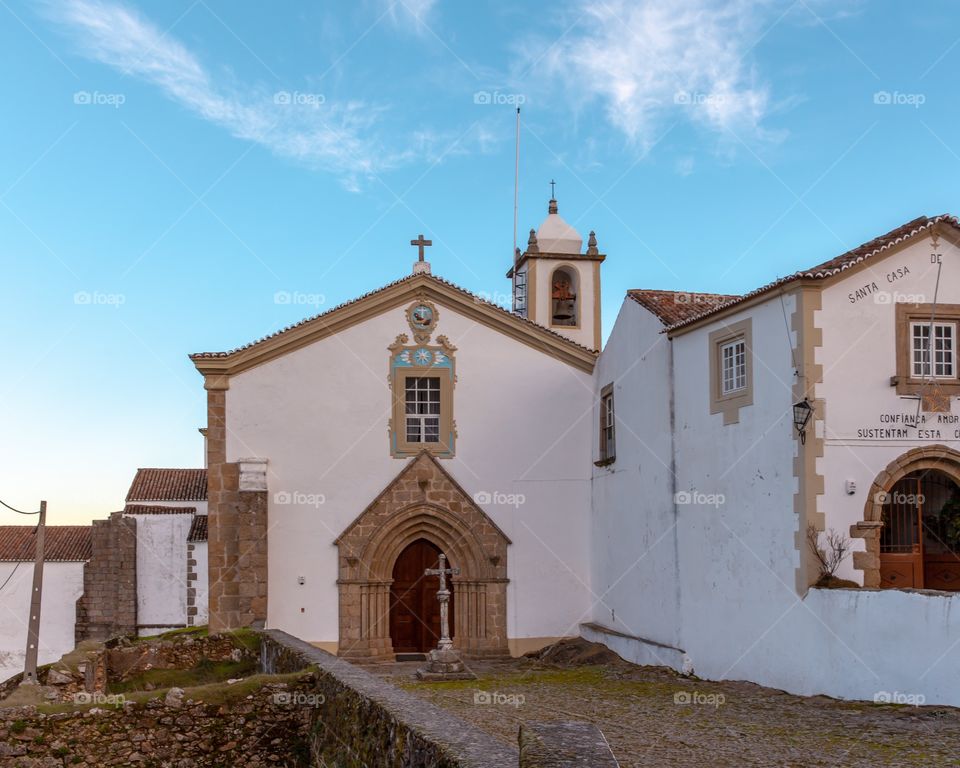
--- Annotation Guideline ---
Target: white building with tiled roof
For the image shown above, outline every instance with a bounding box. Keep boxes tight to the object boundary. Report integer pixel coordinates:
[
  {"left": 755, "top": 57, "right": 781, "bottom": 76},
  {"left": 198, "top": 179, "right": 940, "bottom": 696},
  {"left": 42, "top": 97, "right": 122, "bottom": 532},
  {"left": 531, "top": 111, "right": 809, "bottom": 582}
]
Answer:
[
  {"left": 0, "top": 526, "right": 90, "bottom": 682},
  {"left": 591, "top": 213, "right": 960, "bottom": 705},
  {"left": 121, "top": 468, "right": 208, "bottom": 635}
]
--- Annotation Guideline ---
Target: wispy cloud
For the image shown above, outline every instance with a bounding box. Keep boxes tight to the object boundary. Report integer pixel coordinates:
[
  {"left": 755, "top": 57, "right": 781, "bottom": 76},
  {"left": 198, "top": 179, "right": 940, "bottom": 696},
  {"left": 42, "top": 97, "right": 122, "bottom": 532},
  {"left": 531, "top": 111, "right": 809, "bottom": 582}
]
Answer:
[
  {"left": 382, "top": 0, "right": 438, "bottom": 31},
  {"left": 523, "top": 0, "right": 808, "bottom": 150},
  {"left": 44, "top": 0, "right": 474, "bottom": 189}
]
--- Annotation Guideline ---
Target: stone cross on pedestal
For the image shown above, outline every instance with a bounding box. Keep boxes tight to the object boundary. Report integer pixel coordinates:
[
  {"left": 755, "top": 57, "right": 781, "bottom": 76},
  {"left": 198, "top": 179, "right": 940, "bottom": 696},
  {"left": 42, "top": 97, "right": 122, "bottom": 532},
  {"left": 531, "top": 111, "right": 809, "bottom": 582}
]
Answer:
[{"left": 424, "top": 553, "right": 459, "bottom": 651}]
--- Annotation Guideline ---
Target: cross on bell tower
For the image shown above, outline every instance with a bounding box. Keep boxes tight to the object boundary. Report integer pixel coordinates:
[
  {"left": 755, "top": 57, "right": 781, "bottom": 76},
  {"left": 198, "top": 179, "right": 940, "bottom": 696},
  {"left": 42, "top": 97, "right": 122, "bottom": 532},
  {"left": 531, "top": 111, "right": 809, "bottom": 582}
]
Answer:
[{"left": 410, "top": 233, "right": 433, "bottom": 275}]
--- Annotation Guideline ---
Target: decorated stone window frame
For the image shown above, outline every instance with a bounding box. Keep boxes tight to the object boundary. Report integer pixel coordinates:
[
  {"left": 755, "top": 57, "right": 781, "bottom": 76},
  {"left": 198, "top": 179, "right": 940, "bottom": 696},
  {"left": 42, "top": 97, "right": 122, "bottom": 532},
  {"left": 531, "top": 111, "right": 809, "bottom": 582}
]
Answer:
[
  {"left": 709, "top": 318, "right": 754, "bottom": 425},
  {"left": 895, "top": 303, "right": 960, "bottom": 397},
  {"left": 389, "top": 298, "right": 457, "bottom": 458}
]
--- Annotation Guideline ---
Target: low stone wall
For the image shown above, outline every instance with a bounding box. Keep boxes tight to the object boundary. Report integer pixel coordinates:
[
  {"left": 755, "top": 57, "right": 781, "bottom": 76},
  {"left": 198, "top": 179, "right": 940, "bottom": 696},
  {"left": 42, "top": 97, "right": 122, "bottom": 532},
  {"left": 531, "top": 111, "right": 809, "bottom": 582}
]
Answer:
[
  {"left": 106, "top": 633, "right": 251, "bottom": 681},
  {"left": 260, "top": 629, "right": 519, "bottom": 767},
  {"left": 0, "top": 676, "right": 315, "bottom": 767}
]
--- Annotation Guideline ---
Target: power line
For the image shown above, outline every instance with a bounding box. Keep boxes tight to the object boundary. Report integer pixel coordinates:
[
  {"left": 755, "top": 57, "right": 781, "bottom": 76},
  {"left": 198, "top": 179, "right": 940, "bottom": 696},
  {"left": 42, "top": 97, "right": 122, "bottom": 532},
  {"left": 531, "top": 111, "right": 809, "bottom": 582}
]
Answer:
[
  {"left": 0, "top": 498, "right": 40, "bottom": 516},
  {"left": 0, "top": 523, "right": 39, "bottom": 596}
]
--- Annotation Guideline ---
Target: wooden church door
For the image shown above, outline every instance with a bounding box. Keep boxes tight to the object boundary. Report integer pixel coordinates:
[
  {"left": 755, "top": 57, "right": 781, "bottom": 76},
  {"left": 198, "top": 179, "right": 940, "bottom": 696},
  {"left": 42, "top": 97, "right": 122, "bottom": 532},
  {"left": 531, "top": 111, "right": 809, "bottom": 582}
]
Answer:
[{"left": 389, "top": 539, "right": 454, "bottom": 654}]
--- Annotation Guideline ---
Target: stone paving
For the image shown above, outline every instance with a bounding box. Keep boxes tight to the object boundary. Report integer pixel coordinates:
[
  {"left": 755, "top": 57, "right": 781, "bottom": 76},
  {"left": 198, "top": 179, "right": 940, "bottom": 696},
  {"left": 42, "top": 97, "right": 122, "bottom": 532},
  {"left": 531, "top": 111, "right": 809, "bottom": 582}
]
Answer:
[{"left": 359, "top": 654, "right": 960, "bottom": 767}]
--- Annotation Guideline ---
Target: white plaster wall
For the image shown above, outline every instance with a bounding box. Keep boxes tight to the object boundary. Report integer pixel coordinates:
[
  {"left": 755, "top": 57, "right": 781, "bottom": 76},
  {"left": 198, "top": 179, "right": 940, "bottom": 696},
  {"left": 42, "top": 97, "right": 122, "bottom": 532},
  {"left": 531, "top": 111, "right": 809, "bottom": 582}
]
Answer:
[
  {"left": 591, "top": 235, "right": 960, "bottom": 706},
  {"left": 589, "top": 299, "right": 683, "bottom": 652},
  {"left": 127, "top": 513, "right": 192, "bottom": 634},
  {"left": 225, "top": 301, "right": 594, "bottom": 647},
  {"left": 817, "top": 236, "right": 960, "bottom": 582},
  {"left": 0, "top": 562, "right": 84, "bottom": 683},
  {"left": 670, "top": 297, "right": 802, "bottom": 683},
  {"left": 192, "top": 541, "right": 208, "bottom": 626},
  {"left": 718, "top": 587, "right": 960, "bottom": 706}
]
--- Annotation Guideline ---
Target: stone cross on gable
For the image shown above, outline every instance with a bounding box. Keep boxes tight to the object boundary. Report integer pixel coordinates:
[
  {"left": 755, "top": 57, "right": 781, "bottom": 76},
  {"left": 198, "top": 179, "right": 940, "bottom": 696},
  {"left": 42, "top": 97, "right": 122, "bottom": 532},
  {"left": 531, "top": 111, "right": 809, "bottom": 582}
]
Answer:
[
  {"left": 410, "top": 233, "right": 432, "bottom": 262},
  {"left": 425, "top": 553, "right": 459, "bottom": 651}
]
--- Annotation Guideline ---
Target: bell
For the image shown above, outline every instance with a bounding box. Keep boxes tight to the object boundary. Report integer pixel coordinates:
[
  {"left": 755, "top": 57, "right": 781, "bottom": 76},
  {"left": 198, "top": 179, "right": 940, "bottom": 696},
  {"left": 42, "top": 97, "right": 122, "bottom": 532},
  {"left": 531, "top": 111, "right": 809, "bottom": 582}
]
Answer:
[{"left": 553, "top": 299, "right": 575, "bottom": 322}]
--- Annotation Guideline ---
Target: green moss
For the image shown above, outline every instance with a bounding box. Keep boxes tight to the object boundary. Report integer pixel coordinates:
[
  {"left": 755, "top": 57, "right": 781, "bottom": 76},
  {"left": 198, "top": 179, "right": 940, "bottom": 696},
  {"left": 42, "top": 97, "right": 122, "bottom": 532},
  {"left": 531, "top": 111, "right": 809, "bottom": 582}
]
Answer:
[
  {"left": 38, "top": 670, "right": 310, "bottom": 714},
  {"left": 10, "top": 720, "right": 26, "bottom": 733},
  {"left": 136, "top": 626, "right": 209, "bottom": 642},
  {"left": 108, "top": 657, "right": 257, "bottom": 694},
  {"left": 225, "top": 628, "right": 262, "bottom": 655}
]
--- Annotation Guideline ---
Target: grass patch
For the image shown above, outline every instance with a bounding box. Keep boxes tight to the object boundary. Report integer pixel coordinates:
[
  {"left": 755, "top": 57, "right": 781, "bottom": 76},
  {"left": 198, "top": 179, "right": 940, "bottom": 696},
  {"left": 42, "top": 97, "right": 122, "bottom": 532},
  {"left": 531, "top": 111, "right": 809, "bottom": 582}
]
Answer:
[
  {"left": 226, "top": 628, "right": 262, "bottom": 655},
  {"left": 108, "top": 657, "right": 256, "bottom": 694},
  {"left": 37, "top": 669, "right": 313, "bottom": 715},
  {"left": 136, "top": 626, "right": 209, "bottom": 643}
]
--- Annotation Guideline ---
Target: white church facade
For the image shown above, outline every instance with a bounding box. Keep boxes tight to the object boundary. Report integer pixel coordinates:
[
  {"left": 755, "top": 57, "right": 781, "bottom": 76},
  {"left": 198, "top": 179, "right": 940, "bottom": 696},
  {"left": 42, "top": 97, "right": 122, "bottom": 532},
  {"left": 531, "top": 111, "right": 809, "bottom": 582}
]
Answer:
[
  {"left": 191, "top": 201, "right": 605, "bottom": 658},
  {"left": 186, "top": 201, "right": 960, "bottom": 705}
]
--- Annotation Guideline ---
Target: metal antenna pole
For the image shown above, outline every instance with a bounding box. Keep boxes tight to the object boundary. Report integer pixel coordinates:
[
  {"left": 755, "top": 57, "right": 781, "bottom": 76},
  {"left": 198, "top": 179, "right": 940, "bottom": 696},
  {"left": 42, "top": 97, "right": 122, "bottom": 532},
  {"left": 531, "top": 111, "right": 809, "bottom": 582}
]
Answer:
[
  {"left": 22, "top": 500, "right": 46, "bottom": 685},
  {"left": 512, "top": 107, "right": 521, "bottom": 312}
]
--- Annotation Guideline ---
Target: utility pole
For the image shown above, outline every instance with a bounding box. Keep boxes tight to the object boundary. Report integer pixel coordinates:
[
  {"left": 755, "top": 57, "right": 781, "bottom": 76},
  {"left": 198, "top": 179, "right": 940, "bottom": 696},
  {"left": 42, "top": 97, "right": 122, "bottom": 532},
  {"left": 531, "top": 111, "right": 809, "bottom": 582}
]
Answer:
[{"left": 22, "top": 500, "right": 46, "bottom": 685}]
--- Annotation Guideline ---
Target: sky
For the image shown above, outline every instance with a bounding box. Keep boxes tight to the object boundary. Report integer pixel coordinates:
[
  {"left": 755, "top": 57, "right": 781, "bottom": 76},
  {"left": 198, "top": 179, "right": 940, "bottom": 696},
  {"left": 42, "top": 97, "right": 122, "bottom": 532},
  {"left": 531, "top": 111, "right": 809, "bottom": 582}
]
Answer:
[{"left": 1, "top": 0, "right": 959, "bottom": 524}]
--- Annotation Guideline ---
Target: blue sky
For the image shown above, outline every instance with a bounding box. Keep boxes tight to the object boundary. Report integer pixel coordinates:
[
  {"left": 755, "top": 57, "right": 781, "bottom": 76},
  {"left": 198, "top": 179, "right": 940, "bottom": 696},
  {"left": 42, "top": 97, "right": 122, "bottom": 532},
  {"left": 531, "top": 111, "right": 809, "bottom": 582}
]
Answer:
[{"left": 1, "top": 0, "right": 958, "bottom": 523}]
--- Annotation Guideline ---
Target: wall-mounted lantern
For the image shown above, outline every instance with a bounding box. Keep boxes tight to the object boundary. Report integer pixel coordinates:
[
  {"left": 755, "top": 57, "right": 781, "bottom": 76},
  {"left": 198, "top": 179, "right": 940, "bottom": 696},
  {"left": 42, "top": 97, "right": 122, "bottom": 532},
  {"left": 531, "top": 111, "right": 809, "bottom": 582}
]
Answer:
[{"left": 793, "top": 398, "right": 814, "bottom": 444}]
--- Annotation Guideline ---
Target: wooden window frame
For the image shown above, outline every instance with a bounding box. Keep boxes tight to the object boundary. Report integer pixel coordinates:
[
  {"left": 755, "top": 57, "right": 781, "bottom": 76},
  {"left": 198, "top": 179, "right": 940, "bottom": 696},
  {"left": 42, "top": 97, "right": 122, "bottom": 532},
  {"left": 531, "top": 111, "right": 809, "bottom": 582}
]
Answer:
[
  {"left": 596, "top": 383, "right": 616, "bottom": 466},
  {"left": 895, "top": 304, "right": 960, "bottom": 396},
  {"left": 709, "top": 318, "right": 754, "bottom": 425}
]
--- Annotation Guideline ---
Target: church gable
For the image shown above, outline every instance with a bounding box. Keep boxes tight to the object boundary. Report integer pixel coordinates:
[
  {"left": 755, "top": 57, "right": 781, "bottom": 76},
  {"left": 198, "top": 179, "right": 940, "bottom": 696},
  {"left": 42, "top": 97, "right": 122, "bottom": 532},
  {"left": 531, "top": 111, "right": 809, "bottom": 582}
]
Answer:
[{"left": 190, "top": 273, "right": 597, "bottom": 384}]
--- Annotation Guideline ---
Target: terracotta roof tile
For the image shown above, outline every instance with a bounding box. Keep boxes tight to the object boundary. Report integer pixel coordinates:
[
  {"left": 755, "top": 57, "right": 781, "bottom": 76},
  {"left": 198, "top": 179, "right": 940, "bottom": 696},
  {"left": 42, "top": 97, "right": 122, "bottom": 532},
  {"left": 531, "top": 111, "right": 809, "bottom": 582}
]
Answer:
[
  {"left": 188, "top": 515, "right": 208, "bottom": 542},
  {"left": 190, "top": 273, "right": 600, "bottom": 358},
  {"left": 628, "top": 290, "right": 741, "bottom": 326},
  {"left": 662, "top": 214, "right": 960, "bottom": 332},
  {"left": 123, "top": 505, "right": 197, "bottom": 515},
  {"left": 125, "top": 469, "right": 207, "bottom": 502},
  {"left": 0, "top": 526, "right": 92, "bottom": 562}
]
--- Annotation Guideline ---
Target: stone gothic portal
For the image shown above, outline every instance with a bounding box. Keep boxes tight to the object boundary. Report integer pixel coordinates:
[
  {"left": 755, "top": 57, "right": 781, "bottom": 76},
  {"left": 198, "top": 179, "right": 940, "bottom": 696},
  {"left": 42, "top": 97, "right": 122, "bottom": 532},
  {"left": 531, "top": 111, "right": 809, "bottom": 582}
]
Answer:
[
  {"left": 335, "top": 452, "right": 510, "bottom": 660},
  {"left": 389, "top": 539, "right": 453, "bottom": 654}
]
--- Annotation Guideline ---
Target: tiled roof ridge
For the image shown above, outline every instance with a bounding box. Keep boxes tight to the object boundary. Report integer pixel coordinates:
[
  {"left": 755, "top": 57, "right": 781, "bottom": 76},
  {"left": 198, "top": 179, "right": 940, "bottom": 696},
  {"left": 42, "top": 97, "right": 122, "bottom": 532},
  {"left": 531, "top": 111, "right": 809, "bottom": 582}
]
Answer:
[
  {"left": 0, "top": 525, "right": 92, "bottom": 562},
  {"left": 125, "top": 468, "right": 208, "bottom": 502},
  {"left": 662, "top": 213, "right": 958, "bottom": 331},
  {"left": 190, "top": 273, "right": 599, "bottom": 359}
]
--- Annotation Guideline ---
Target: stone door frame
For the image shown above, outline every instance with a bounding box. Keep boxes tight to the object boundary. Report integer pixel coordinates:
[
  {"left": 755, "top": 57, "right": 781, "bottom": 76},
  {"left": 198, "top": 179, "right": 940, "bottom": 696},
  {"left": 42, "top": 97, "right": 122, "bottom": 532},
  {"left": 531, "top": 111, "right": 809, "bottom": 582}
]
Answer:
[
  {"left": 336, "top": 452, "right": 510, "bottom": 660},
  {"left": 854, "top": 444, "right": 960, "bottom": 587}
]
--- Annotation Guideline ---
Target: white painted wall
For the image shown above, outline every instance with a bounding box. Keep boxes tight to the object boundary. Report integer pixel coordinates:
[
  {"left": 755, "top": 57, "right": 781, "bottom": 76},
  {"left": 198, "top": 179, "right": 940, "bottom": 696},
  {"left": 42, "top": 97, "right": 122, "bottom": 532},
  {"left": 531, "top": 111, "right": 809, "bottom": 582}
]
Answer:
[
  {"left": 590, "top": 299, "right": 683, "bottom": 652},
  {"left": 592, "top": 230, "right": 960, "bottom": 705},
  {"left": 225, "top": 301, "right": 595, "bottom": 648},
  {"left": 127, "top": 513, "right": 193, "bottom": 635},
  {"left": 0, "top": 562, "right": 84, "bottom": 683}
]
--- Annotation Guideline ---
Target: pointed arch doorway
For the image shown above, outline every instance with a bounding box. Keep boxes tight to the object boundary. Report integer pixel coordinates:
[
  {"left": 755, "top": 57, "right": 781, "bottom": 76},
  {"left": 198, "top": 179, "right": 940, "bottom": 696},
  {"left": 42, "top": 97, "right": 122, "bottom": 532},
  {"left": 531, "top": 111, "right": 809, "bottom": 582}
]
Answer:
[
  {"left": 336, "top": 452, "right": 510, "bottom": 661},
  {"left": 389, "top": 539, "right": 454, "bottom": 655}
]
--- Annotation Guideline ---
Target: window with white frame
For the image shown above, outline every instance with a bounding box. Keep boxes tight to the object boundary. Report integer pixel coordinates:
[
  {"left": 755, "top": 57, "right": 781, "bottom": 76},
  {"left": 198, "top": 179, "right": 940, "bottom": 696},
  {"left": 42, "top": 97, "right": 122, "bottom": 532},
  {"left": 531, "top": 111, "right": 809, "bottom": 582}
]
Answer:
[
  {"left": 911, "top": 321, "right": 956, "bottom": 379},
  {"left": 405, "top": 376, "right": 441, "bottom": 443},
  {"left": 720, "top": 338, "right": 747, "bottom": 395},
  {"left": 599, "top": 385, "right": 615, "bottom": 463}
]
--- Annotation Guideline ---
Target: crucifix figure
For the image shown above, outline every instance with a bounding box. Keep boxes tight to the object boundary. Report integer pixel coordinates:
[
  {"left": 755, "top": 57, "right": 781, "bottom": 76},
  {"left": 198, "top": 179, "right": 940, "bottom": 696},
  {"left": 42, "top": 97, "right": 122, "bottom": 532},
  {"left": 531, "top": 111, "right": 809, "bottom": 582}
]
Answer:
[
  {"left": 410, "top": 233, "right": 432, "bottom": 262},
  {"left": 424, "top": 553, "right": 459, "bottom": 651}
]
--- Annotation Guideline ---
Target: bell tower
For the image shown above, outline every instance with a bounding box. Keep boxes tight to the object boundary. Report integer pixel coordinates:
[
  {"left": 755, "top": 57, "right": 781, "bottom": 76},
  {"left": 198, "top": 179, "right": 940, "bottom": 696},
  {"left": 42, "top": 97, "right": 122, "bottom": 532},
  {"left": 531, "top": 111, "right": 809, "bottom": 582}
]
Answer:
[{"left": 507, "top": 192, "right": 605, "bottom": 350}]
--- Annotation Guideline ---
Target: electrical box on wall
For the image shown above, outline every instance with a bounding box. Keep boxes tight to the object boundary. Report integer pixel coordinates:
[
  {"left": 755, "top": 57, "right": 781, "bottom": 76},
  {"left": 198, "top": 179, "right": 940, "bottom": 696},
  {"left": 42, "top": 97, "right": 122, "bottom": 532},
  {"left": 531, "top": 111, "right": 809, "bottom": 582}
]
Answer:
[{"left": 845, "top": 480, "right": 857, "bottom": 496}]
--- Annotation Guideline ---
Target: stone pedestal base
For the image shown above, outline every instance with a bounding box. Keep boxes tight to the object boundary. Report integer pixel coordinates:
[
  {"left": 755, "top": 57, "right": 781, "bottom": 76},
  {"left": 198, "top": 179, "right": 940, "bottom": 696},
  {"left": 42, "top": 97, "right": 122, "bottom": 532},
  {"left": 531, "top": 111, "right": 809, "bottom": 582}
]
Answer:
[{"left": 416, "top": 648, "right": 476, "bottom": 681}]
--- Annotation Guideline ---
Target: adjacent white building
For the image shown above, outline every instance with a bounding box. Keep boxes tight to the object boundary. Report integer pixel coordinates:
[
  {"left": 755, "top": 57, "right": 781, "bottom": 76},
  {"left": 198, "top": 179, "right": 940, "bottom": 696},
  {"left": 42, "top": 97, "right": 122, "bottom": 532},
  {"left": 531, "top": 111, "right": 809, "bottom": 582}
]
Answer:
[
  {"left": 0, "top": 526, "right": 89, "bottom": 681},
  {"left": 591, "top": 214, "right": 960, "bottom": 705}
]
